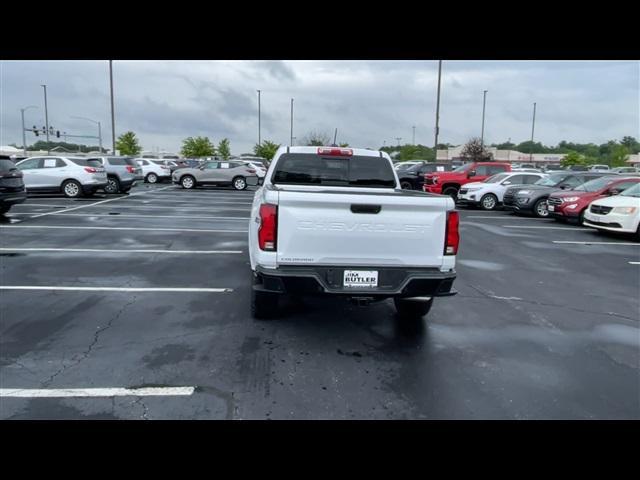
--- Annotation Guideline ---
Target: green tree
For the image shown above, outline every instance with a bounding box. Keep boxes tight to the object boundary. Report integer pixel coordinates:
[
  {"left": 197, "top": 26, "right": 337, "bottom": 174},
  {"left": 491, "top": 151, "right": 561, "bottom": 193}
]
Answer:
[
  {"left": 217, "top": 138, "right": 231, "bottom": 160},
  {"left": 621, "top": 136, "right": 640, "bottom": 152},
  {"left": 396, "top": 144, "right": 435, "bottom": 161},
  {"left": 609, "top": 144, "right": 630, "bottom": 167},
  {"left": 560, "top": 151, "right": 586, "bottom": 167},
  {"left": 116, "top": 131, "right": 142, "bottom": 156},
  {"left": 181, "top": 136, "right": 216, "bottom": 157},
  {"left": 303, "top": 131, "right": 331, "bottom": 146},
  {"left": 253, "top": 140, "right": 280, "bottom": 160},
  {"left": 460, "top": 137, "right": 492, "bottom": 162}
]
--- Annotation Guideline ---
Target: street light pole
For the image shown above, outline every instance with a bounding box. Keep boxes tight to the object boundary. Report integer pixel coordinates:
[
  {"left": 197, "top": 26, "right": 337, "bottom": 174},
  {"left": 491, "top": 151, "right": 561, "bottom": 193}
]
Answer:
[
  {"left": 412, "top": 126, "right": 416, "bottom": 145},
  {"left": 20, "top": 105, "right": 38, "bottom": 155},
  {"left": 290, "top": 98, "right": 294, "bottom": 146},
  {"left": 481, "top": 90, "right": 488, "bottom": 148},
  {"left": 71, "top": 116, "right": 103, "bottom": 153},
  {"left": 434, "top": 60, "right": 442, "bottom": 158},
  {"left": 109, "top": 60, "right": 116, "bottom": 154},
  {"left": 41, "top": 85, "right": 50, "bottom": 154},
  {"left": 530, "top": 102, "right": 537, "bottom": 163},
  {"left": 257, "top": 90, "right": 261, "bottom": 145}
]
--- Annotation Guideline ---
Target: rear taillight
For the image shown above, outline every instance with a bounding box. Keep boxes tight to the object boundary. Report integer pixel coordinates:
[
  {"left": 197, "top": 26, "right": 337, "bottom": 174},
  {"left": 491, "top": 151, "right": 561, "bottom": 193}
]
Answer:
[
  {"left": 84, "top": 167, "right": 97, "bottom": 173},
  {"left": 126, "top": 165, "right": 135, "bottom": 173},
  {"left": 444, "top": 211, "right": 459, "bottom": 255},
  {"left": 258, "top": 204, "right": 278, "bottom": 251},
  {"left": 317, "top": 147, "right": 353, "bottom": 156}
]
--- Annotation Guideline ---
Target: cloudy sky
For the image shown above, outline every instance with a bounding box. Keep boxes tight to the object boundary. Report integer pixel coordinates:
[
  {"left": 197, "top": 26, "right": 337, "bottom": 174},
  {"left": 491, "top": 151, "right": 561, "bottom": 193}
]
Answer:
[{"left": 1, "top": 60, "right": 638, "bottom": 154}]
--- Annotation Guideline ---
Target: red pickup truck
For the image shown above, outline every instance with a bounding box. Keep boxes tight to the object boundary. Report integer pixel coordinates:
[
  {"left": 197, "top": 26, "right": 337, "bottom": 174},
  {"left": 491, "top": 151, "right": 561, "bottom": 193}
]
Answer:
[{"left": 423, "top": 162, "right": 512, "bottom": 198}]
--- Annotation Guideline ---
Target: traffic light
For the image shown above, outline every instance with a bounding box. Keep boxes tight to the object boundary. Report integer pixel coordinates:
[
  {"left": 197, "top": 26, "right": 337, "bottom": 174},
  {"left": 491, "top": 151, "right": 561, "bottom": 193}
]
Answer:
[
  {"left": 33, "top": 126, "right": 39, "bottom": 137},
  {"left": 56, "top": 131, "right": 60, "bottom": 138}
]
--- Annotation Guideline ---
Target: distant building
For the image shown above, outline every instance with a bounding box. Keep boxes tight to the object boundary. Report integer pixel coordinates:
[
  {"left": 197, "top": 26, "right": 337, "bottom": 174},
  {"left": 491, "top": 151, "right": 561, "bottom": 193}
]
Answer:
[
  {"left": 437, "top": 145, "right": 566, "bottom": 166},
  {"left": 626, "top": 153, "right": 640, "bottom": 165}
]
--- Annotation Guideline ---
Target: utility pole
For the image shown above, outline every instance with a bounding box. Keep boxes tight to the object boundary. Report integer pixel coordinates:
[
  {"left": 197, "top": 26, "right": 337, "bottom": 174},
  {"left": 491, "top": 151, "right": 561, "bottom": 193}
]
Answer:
[
  {"left": 412, "top": 125, "right": 416, "bottom": 145},
  {"left": 530, "top": 102, "right": 537, "bottom": 163},
  {"left": 481, "top": 90, "right": 488, "bottom": 148},
  {"left": 41, "top": 85, "right": 50, "bottom": 154},
  {"left": 290, "top": 98, "right": 294, "bottom": 146},
  {"left": 109, "top": 60, "right": 116, "bottom": 154},
  {"left": 257, "top": 90, "right": 261, "bottom": 145},
  {"left": 434, "top": 60, "right": 442, "bottom": 158},
  {"left": 333, "top": 128, "right": 338, "bottom": 145},
  {"left": 20, "top": 105, "right": 38, "bottom": 155}
]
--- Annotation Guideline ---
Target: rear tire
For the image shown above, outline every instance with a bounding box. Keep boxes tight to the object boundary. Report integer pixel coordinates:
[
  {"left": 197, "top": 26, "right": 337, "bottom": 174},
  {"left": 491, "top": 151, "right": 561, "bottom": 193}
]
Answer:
[
  {"left": 62, "top": 180, "right": 83, "bottom": 198},
  {"left": 251, "top": 289, "right": 279, "bottom": 319},
  {"left": 146, "top": 173, "right": 158, "bottom": 184},
  {"left": 104, "top": 176, "right": 120, "bottom": 194},
  {"left": 394, "top": 297, "right": 433, "bottom": 319},
  {"left": 400, "top": 181, "right": 413, "bottom": 190},
  {"left": 233, "top": 176, "right": 247, "bottom": 191}
]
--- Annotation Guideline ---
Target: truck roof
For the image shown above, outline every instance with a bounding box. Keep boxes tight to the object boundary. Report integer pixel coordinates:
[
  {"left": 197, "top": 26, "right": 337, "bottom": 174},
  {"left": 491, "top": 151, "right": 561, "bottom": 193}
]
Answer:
[{"left": 274, "top": 146, "right": 391, "bottom": 160}]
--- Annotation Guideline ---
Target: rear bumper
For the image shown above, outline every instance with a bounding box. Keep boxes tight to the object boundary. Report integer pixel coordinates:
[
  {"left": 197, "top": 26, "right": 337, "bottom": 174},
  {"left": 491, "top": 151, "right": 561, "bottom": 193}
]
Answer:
[
  {"left": 83, "top": 182, "right": 108, "bottom": 193},
  {"left": 254, "top": 265, "right": 457, "bottom": 298},
  {"left": 0, "top": 190, "right": 28, "bottom": 206}
]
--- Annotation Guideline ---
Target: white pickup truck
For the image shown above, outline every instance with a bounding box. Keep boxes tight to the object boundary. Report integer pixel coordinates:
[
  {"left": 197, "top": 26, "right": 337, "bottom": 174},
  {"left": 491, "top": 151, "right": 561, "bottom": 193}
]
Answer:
[{"left": 248, "top": 146, "right": 459, "bottom": 319}]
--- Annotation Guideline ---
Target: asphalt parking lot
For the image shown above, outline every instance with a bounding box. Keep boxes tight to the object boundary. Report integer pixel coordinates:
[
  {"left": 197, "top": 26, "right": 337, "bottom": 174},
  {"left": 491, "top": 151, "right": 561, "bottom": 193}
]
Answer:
[{"left": 1, "top": 183, "right": 638, "bottom": 419}]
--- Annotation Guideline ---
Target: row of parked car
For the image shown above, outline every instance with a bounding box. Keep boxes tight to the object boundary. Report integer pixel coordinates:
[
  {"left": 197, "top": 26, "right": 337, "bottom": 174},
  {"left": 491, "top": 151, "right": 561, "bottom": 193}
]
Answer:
[
  {"left": 0, "top": 154, "right": 269, "bottom": 215},
  {"left": 410, "top": 160, "right": 639, "bottom": 237}
]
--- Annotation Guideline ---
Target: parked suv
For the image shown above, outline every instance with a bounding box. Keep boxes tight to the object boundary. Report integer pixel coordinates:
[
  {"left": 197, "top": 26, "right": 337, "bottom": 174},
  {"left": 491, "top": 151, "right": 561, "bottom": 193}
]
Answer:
[
  {"left": 15, "top": 156, "right": 107, "bottom": 198},
  {"left": 88, "top": 156, "right": 143, "bottom": 194},
  {"left": 423, "top": 162, "right": 511, "bottom": 199},
  {"left": 0, "top": 156, "right": 27, "bottom": 214},
  {"left": 134, "top": 158, "right": 172, "bottom": 183},
  {"left": 548, "top": 176, "right": 640, "bottom": 224},
  {"left": 503, "top": 172, "right": 610, "bottom": 218},
  {"left": 458, "top": 171, "right": 546, "bottom": 210},
  {"left": 398, "top": 163, "right": 453, "bottom": 190},
  {"left": 172, "top": 160, "right": 259, "bottom": 190}
]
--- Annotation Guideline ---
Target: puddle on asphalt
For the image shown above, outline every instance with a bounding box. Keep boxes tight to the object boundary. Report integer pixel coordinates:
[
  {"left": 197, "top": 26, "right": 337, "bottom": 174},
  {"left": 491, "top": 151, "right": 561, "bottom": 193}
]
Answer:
[{"left": 108, "top": 212, "right": 121, "bottom": 215}]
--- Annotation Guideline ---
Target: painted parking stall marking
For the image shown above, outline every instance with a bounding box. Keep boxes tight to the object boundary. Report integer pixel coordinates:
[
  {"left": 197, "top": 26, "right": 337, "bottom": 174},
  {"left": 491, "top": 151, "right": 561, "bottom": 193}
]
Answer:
[
  {"left": 0, "top": 387, "right": 195, "bottom": 398},
  {"left": 552, "top": 241, "right": 640, "bottom": 246},
  {"left": 0, "top": 286, "right": 232, "bottom": 292},
  {"left": 1, "top": 225, "right": 248, "bottom": 233},
  {"left": 0, "top": 248, "right": 243, "bottom": 254}
]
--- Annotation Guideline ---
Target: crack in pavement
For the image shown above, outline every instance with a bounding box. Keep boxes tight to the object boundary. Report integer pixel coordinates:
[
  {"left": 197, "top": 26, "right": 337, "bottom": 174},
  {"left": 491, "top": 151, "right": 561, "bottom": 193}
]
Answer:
[
  {"left": 40, "top": 293, "right": 139, "bottom": 387},
  {"left": 132, "top": 396, "right": 149, "bottom": 420},
  {"left": 461, "top": 286, "right": 638, "bottom": 323}
]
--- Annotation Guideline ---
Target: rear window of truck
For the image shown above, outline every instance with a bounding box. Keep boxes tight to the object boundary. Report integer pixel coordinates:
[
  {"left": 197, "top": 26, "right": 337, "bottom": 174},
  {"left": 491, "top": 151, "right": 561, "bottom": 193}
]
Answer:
[{"left": 272, "top": 154, "right": 396, "bottom": 188}]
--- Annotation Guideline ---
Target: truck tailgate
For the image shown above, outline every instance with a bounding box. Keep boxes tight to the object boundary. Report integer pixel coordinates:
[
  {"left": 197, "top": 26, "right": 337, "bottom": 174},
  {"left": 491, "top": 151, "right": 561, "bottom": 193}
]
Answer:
[{"left": 276, "top": 190, "right": 449, "bottom": 267}]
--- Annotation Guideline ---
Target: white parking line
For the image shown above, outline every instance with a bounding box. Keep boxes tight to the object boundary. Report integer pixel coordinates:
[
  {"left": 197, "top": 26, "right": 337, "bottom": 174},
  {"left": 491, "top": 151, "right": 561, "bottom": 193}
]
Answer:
[
  {"left": 11, "top": 204, "right": 251, "bottom": 212},
  {"left": 463, "top": 216, "right": 549, "bottom": 220},
  {"left": 125, "top": 199, "right": 253, "bottom": 205},
  {"left": 629, "top": 262, "right": 640, "bottom": 265},
  {"left": 0, "top": 387, "right": 195, "bottom": 398},
  {"left": 0, "top": 226, "right": 248, "bottom": 233},
  {"left": 0, "top": 286, "right": 232, "bottom": 292},
  {"left": 502, "top": 225, "right": 593, "bottom": 231},
  {"left": 41, "top": 213, "right": 250, "bottom": 220},
  {"left": 553, "top": 241, "right": 640, "bottom": 246},
  {"left": 29, "top": 186, "right": 173, "bottom": 219},
  {"left": 0, "top": 248, "right": 243, "bottom": 254}
]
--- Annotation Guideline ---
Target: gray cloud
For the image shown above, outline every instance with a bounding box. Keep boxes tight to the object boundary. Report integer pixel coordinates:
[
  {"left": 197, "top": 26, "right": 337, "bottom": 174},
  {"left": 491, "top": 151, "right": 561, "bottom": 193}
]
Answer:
[{"left": 1, "top": 60, "right": 637, "bottom": 155}]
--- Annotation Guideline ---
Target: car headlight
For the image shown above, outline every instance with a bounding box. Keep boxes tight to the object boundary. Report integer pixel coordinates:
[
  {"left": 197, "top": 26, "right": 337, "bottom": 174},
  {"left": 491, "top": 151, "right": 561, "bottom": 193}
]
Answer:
[
  {"left": 563, "top": 196, "right": 580, "bottom": 202},
  {"left": 465, "top": 187, "right": 480, "bottom": 192},
  {"left": 611, "top": 206, "right": 637, "bottom": 215}
]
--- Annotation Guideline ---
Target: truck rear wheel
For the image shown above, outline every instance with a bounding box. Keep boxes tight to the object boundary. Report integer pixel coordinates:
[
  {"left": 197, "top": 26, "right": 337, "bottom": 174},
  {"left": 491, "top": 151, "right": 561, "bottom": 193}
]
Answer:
[
  {"left": 394, "top": 297, "right": 433, "bottom": 318},
  {"left": 442, "top": 186, "right": 459, "bottom": 201}
]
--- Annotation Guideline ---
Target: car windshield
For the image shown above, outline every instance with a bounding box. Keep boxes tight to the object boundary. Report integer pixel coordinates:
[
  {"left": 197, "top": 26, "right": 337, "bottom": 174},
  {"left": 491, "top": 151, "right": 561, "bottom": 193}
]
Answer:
[
  {"left": 620, "top": 183, "right": 640, "bottom": 197},
  {"left": 484, "top": 173, "right": 510, "bottom": 183},
  {"left": 452, "top": 163, "right": 473, "bottom": 173},
  {"left": 573, "top": 176, "right": 617, "bottom": 192},
  {"left": 535, "top": 173, "right": 567, "bottom": 186}
]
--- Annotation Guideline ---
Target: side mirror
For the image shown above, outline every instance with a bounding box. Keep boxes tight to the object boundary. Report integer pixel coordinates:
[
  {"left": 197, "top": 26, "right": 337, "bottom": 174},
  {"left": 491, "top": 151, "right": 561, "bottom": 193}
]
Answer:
[{"left": 468, "top": 170, "right": 476, "bottom": 178}]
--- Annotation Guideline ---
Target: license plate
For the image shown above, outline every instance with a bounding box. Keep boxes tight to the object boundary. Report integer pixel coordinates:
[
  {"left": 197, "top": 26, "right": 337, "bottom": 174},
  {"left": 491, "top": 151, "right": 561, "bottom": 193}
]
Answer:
[
  {"left": 343, "top": 270, "right": 378, "bottom": 288},
  {"left": 548, "top": 205, "right": 555, "bottom": 212}
]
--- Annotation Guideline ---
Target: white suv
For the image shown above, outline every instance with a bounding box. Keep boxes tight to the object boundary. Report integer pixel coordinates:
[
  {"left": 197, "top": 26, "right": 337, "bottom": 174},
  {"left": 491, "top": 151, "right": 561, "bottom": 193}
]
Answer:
[
  {"left": 16, "top": 156, "right": 107, "bottom": 198},
  {"left": 134, "top": 158, "right": 172, "bottom": 184},
  {"left": 457, "top": 171, "right": 546, "bottom": 210}
]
